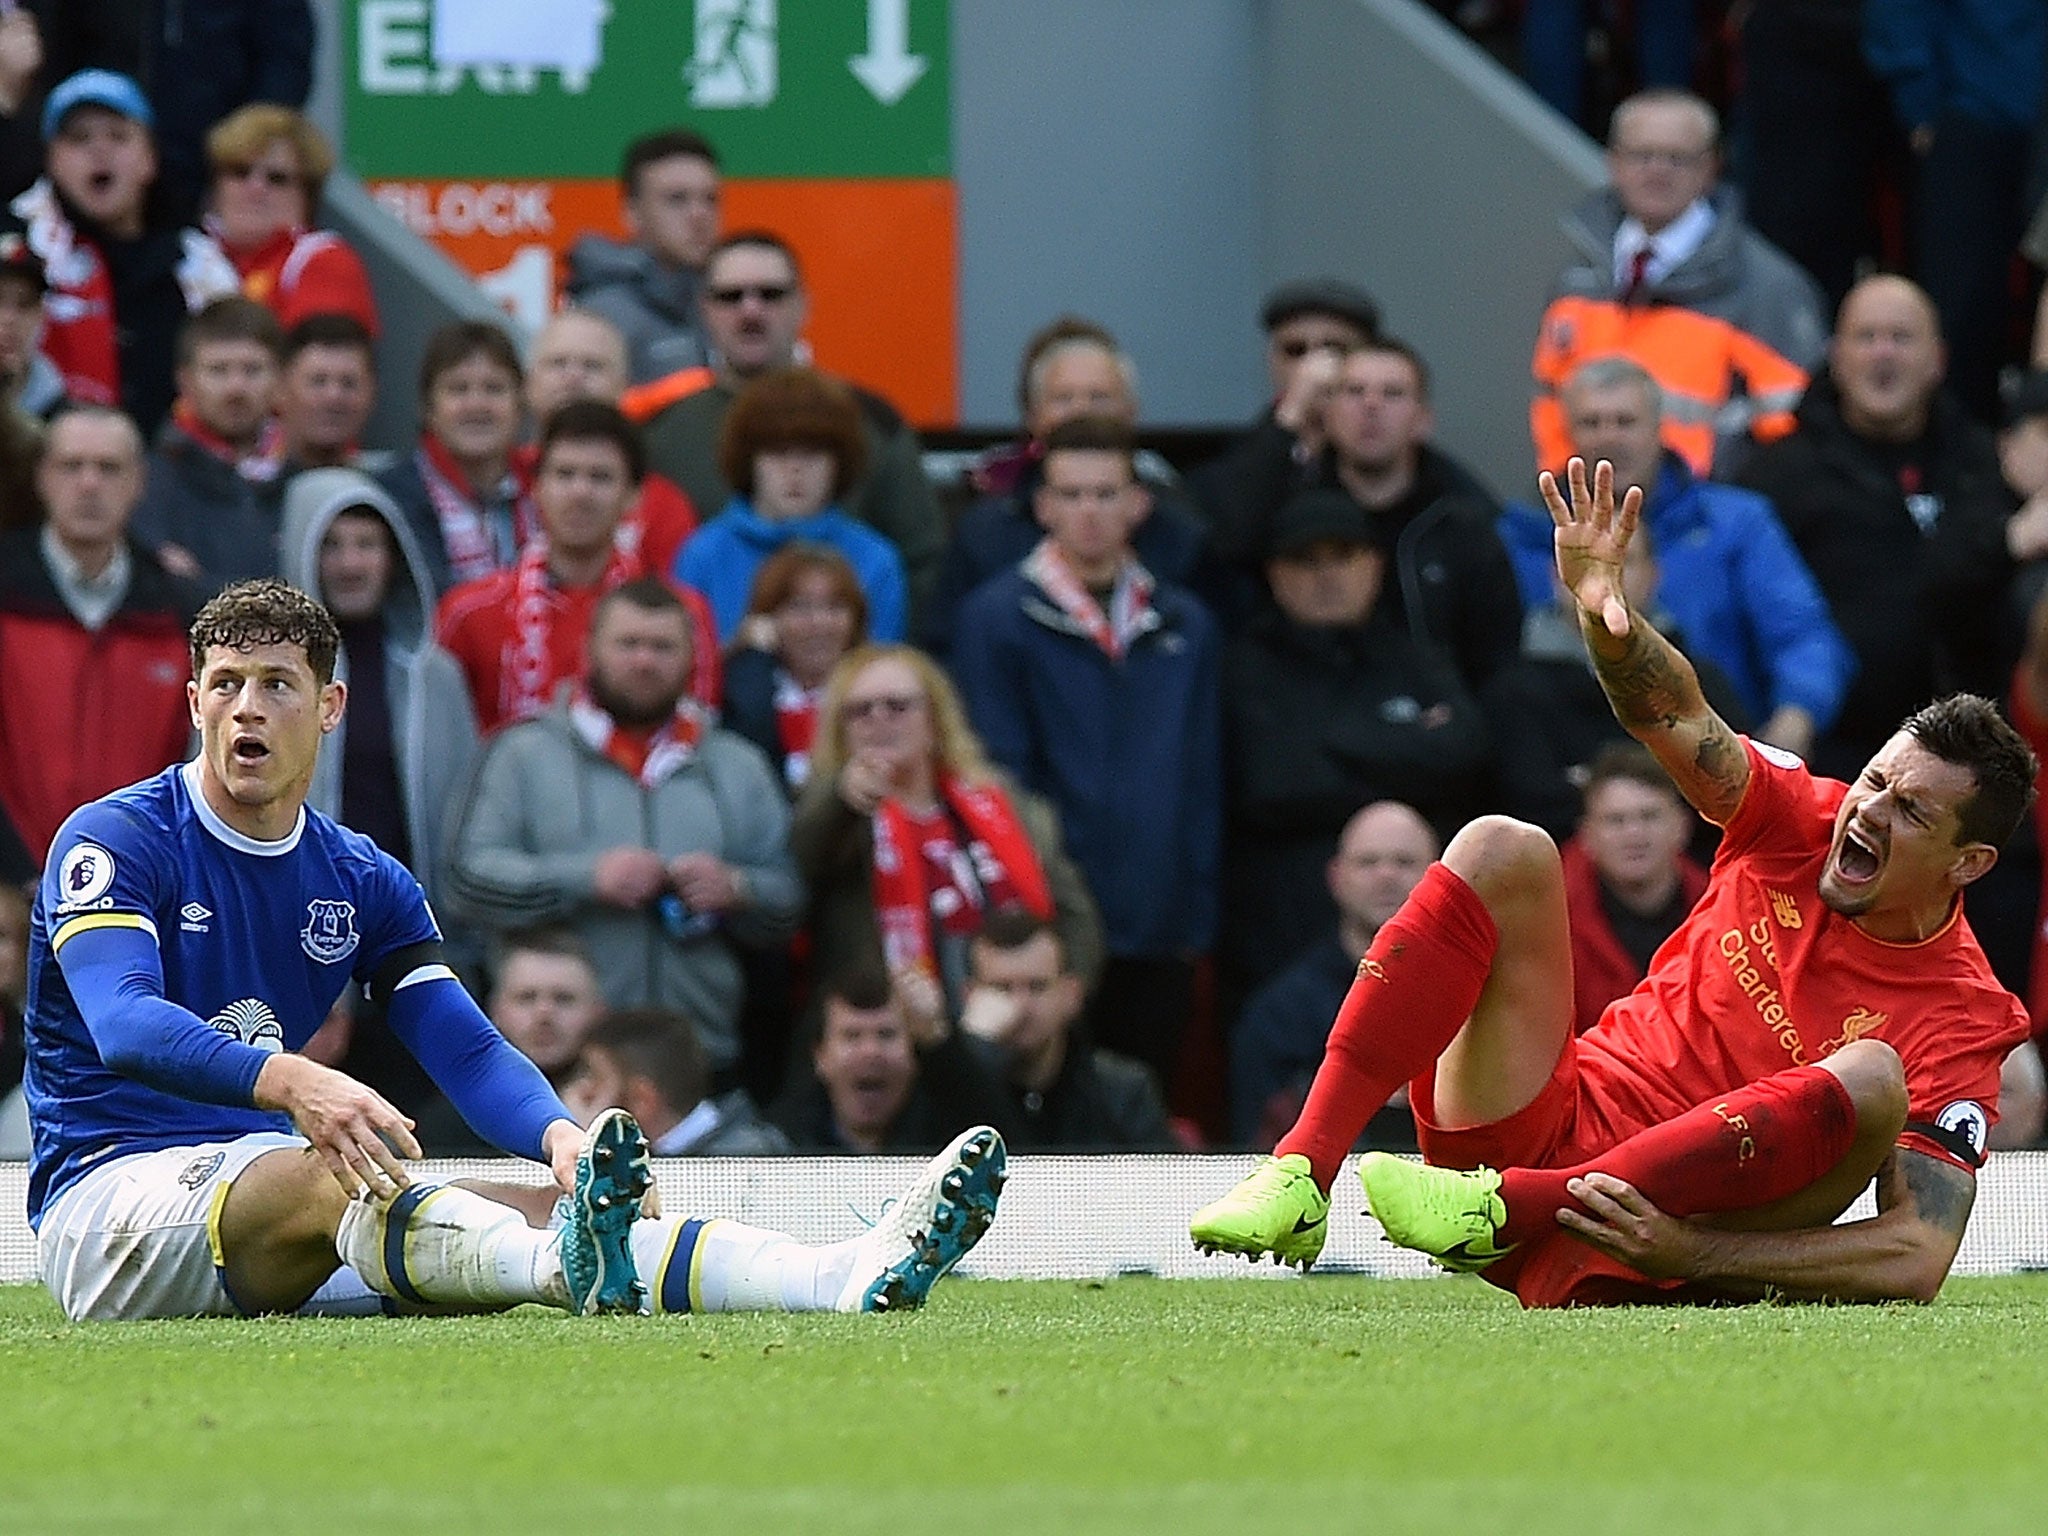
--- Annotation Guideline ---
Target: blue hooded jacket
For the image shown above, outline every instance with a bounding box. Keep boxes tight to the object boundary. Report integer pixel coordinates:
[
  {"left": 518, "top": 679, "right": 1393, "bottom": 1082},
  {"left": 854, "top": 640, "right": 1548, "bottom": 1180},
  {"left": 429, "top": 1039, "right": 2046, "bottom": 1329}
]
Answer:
[
  {"left": 675, "top": 499, "right": 908, "bottom": 644},
  {"left": 1498, "top": 456, "right": 1855, "bottom": 731}
]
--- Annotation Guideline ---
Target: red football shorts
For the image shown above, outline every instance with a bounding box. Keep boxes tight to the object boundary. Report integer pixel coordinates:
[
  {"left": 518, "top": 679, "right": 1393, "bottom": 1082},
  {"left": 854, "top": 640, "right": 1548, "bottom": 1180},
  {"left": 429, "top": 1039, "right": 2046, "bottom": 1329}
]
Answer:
[{"left": 1410, "top": 1036, "right": 1692, "bottom": 1308}]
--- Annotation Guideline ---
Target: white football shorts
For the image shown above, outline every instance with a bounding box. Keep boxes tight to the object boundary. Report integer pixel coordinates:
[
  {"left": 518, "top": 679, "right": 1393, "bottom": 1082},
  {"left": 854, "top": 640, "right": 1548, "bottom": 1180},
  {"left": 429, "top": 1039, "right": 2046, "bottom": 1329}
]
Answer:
[{"left": 36, "top": 1133, "right": 382, "bottom": 1321}]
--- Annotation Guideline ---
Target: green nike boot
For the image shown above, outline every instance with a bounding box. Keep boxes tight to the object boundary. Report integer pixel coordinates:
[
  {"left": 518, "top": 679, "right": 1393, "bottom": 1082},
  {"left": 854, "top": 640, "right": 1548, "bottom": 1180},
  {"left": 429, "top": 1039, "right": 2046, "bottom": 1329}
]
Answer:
[
  {"left": 1189, "top": 1154, "right": 1330, "bottom": 1271},
  {"left": 1358, "top": 1152, "right": 1514, "bottom": 1273}
]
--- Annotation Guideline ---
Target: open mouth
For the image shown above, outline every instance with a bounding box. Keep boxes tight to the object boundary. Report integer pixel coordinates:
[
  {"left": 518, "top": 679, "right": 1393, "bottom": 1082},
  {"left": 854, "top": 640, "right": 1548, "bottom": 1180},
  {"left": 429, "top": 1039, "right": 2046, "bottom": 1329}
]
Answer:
[
  {"left": 231, "top": 736, "right": 271, "bottom": 766},
  {"left": 845, "top": 1074, "right": 899, "bottom": 1110},
  {"left": 1834, "top": 825, "right": 1882, "bottom": 885},
  {"left": 87, "top": 170, "right": 116, "bottom": 196}
]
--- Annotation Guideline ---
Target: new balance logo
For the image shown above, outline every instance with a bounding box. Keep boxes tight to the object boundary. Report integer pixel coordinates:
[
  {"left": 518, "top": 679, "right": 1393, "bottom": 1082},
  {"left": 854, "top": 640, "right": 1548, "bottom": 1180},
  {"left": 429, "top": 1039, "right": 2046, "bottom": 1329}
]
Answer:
[
  {"left": 179, "top": 902, "right": 212, "bottom": 933},
  {"left": 1770, "top": 890, "right": 1802, "bottom": 930}
]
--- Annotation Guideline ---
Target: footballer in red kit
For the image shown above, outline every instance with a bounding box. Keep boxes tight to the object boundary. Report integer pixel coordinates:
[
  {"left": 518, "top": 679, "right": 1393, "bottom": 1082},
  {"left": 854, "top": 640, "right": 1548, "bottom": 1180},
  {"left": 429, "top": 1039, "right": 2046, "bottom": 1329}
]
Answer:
[{"left": 1193, "top": 457, "right": 2035, "bottom": 1307}]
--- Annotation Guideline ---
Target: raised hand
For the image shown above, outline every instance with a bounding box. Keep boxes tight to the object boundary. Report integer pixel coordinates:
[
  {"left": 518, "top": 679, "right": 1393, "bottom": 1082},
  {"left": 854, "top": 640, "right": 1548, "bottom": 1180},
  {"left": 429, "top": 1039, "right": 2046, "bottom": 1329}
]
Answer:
[{"left": 1540, "top": 456, "right": 1642, "bottom": 640}]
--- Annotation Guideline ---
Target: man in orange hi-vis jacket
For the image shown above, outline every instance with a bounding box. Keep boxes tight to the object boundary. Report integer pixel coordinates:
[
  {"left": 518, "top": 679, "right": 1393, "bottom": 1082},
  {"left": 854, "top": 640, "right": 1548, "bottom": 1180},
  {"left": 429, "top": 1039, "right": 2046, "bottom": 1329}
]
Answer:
[{"left": 1531, "top": 88, "right": 1828, "bottom": 481}]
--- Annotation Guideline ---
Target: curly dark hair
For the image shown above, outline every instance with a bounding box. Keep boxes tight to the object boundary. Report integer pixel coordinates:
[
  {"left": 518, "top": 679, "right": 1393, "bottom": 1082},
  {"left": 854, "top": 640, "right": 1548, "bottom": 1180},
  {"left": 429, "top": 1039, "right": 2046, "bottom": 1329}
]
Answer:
[
  {"left": 717, "top": 367, "right": 868, "bottom": 501},
  {"left": 189, "top": 579, "right": 341, "bottom": 685},
  {"left": 1901, "top": 694, "right": 2040, "bottom": 848}
]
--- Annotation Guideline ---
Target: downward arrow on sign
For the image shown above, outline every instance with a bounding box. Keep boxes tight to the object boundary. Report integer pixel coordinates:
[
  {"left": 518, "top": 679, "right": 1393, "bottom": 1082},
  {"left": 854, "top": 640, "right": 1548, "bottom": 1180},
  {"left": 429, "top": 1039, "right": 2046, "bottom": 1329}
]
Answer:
[{"left": 849, "top": 0, "right": 928, "bottom": 105}]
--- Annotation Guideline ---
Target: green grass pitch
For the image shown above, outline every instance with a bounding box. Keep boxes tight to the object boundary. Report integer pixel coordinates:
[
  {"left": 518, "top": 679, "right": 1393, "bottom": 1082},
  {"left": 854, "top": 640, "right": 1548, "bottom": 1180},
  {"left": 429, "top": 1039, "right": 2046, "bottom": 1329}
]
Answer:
[{"left": 4, "top": 1275, "right": 2048, "bottom": 1534}]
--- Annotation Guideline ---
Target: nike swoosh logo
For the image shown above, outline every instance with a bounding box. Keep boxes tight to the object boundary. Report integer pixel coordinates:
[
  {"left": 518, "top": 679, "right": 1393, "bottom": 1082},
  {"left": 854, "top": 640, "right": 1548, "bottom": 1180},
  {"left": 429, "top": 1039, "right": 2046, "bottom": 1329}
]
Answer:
[
  {"left": 1292, "top": 1213, "right": 1326, "bottom": 1234},
  {"left": 1440, "top": 1238, "right": 1507, "bottom": 1265}
]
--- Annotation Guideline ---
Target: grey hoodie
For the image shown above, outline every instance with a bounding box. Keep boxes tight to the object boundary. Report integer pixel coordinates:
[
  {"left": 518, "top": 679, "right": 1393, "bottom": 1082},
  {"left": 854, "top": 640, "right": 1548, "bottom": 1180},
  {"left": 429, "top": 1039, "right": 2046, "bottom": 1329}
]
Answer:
[
  {"left": 278, "top": 468, "right": 482, "bottom": 905},
  {"left": 563, "top": 235, "right": 709, "bottom": 385}
]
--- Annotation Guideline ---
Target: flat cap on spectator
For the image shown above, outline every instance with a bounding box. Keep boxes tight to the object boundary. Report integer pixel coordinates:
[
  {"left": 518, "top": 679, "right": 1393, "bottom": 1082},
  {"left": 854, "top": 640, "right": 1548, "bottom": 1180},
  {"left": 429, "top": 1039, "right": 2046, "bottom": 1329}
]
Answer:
[
  {"left": 42, "top": 70, "right": 154, "bottom": 141},
  {"left": 0, "top": 216, "right": 42, "bottom": 292},
  {"left": 2003, "top": 367, "right": 2048, "bottom": 427},
  {"left": 1270, "top": 488, "right": 1380, "bottom": 558},
  {"left": 1260, "top": 277, "right": 1381, "bottom": 337}
]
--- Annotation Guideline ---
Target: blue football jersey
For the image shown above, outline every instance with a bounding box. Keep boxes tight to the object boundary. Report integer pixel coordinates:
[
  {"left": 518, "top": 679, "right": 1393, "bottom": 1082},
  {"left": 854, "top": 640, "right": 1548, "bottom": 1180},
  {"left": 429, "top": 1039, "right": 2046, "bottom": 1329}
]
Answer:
[{"left": 25, "top": 762, "right": 440, "bottom": 1225}]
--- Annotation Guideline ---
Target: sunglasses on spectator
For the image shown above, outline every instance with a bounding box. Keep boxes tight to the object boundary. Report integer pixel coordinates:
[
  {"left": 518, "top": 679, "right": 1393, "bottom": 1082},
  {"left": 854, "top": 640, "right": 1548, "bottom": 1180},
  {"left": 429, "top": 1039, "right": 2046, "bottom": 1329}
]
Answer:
[
  {"left": 843, "top": 693, "right": 923, "bottom": 722},
  {"left": 707, "top": 283, "right": 793, "bottom": 306},
  {"left": 222, "top": 164, "right": 300, "bottom": 188}
]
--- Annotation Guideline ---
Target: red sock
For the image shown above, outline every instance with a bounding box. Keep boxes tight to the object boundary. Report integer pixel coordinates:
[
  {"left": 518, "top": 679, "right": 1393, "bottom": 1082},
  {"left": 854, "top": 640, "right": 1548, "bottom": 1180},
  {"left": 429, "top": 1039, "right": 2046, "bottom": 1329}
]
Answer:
[
  {"left": 1497, "top": 1065, "right": 1859, "bottom": 1245},
  {"left": 1275, "top": 863, "right": 1498, "bottom": 1189}
]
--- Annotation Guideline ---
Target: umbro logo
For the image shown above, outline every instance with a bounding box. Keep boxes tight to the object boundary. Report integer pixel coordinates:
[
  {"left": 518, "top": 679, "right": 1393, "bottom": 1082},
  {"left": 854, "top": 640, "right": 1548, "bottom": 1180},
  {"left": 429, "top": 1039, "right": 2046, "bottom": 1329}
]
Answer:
[{"left": 179, "top": 902, "right": 212, "bottom": 933}]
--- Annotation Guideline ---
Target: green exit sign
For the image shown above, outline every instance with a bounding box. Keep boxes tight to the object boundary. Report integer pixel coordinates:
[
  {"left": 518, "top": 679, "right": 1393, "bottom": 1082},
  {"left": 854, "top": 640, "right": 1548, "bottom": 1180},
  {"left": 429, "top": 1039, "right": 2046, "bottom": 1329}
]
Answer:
[{"left": 345, "top": 0, "right": 951, "bottom": 179}]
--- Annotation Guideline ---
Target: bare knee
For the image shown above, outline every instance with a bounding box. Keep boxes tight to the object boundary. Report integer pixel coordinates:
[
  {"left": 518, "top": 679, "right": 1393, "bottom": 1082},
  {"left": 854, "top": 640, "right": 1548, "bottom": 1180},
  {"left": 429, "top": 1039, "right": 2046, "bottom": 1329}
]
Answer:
[
  {"left": 1442, "top": 816, "right": 1561, "bottom": 909},
  {"left": 217, "top": 1149, "right": 351, "bottom": 1311},
  {"left": 1821, "top": 1039, "right": 1908, "bottom": 1140}
]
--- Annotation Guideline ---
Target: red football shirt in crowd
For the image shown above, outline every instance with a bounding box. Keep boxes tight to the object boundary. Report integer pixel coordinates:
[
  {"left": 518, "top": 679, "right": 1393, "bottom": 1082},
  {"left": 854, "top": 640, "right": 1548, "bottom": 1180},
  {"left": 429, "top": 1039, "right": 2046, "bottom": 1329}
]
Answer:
[{"left": 436, "top": 560, "right": 720, "bottom": 735}]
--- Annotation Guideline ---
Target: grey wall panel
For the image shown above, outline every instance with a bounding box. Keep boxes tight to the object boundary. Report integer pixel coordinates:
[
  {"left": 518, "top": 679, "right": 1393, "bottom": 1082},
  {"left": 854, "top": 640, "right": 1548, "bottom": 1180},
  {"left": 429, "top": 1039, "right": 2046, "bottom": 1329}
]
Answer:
[
  {"left": 321, "top": 176, "right": 511, "bottom": 450},
  {"left": 1261, "top": 0, "right": 1603, "bottom": 498},
  {"left": 953, "top": 0, "right": 1267, "bottom": 429}
]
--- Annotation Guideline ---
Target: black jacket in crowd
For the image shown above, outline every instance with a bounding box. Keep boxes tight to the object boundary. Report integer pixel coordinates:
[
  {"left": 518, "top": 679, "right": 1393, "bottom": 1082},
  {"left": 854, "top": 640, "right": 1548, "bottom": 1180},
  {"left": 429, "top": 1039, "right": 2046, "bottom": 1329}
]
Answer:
[
  {"left": 770, "top": 1032, "right": 1014, "bottom": 1156},
  {"left": 129, "top": 420, "right": 285, "bottom": 597},
  {"left": 996, "top": 1040, "right": 1175, "bottom": 1151},
  {"left": 1189, "top": 421, "right": 1523, "bottom": 688},
  {"left": 921, "top": 456, "right": 1216, "bottom": 657},
  {"left": 1220, "top": 601, "right": 1492, "bottom": 989},
  {"left": 1736, "top": 368, "right": 2015, "bottom": 777}
]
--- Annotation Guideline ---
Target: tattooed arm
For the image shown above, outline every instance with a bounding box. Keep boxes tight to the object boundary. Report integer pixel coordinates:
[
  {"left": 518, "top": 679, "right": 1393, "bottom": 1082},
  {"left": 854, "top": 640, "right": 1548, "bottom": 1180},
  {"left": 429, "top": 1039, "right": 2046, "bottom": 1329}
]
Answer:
[
  {"left": 1581, "top": 602, "right": 1752, "bottom": 826},
  {"left": 1540, "top": 458, "right": 1752, "bottom": 825},
  {"left": 1556, "top": 1147, "right": 1975, "bottom": 1303}
]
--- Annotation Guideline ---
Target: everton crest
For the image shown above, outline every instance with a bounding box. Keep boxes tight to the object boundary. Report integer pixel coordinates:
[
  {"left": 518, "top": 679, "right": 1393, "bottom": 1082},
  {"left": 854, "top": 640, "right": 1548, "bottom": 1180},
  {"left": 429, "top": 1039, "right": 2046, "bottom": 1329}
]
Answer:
[{"left": 301, "top": 899, "right": 360, "bottom": 964}]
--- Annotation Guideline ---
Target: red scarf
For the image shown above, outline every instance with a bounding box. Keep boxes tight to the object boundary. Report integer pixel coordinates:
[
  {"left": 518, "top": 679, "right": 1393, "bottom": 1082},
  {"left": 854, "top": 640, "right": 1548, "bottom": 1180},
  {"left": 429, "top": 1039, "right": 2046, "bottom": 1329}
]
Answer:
[
  {"left": 569, "top": 687, "right": 706, "bottom": 788},
  {"left": 772, "top": 668, "right": 819, "bottom": 789},
  {"left": 871, "top": 772, "right": 1053, "bottom": 980},
  {"left": 968, "top": 437, "right": 1042, "bottom": 498},
  {"left": 1021, "top": 536, "right": 1154, "bottom": 660},
  {"left": 17, "top": 179, "right": 237, "bottom": 410},
  {"left": 20, "top": 181, "right": 118, "bottom": 407},
  {"left": 171, "top": 400, "right": 285, "bottom": 484},
  {"left": 508, "top": 540, "right": 636, "bottom": 722},
  {"left": 419, "top": 432, "right": 537, "bottom": 584}
]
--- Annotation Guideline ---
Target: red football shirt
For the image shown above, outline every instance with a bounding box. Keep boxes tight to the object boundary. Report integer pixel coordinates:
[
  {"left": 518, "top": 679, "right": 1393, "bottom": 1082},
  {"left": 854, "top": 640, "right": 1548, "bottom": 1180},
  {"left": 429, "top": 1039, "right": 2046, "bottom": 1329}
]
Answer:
[
  {"left": 436, "top": 565, "right": 720, "bottom": 734},
  {"left": 2006, "top": 667, "right": 2048, "bottom": 1037},
  {"left": 1576, "top": 738, "right": 2027, "bottom": 1172}
]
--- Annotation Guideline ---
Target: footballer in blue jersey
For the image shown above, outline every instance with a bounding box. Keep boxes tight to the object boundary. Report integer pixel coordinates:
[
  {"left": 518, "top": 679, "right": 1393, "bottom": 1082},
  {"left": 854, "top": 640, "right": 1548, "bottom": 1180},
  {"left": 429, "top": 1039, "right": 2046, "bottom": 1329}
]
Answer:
[{"left": 28, "top": 577, "right": 1003, "bottom": 1323}]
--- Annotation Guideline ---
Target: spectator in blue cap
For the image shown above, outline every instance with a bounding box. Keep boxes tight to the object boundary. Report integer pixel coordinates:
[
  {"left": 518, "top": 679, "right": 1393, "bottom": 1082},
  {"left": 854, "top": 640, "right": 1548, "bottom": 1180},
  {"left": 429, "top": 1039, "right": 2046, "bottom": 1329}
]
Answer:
[
  {"left": 9, "top": 68, "right": 236, "bottom": 439},
  {"left": 27, "top": 2, "right": 313, "bottom": 220}
]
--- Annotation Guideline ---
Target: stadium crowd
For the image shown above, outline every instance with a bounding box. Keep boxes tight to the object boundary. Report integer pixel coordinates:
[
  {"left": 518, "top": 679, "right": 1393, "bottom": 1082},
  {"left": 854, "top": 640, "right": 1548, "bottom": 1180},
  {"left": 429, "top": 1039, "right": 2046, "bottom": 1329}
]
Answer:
[{"left": 4, "top": 0, "right": 2048, "bottom": 1163}]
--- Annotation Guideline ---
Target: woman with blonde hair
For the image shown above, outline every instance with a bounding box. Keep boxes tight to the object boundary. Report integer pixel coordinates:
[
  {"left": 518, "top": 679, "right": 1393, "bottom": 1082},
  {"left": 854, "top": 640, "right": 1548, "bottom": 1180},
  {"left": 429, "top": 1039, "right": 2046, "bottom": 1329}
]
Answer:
[
  {"left": 792, "top": 643, "right": 1102, "bottom": 1019},
  {"left": 205, "top": 104, "right": 378, "bottom": 335}
]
